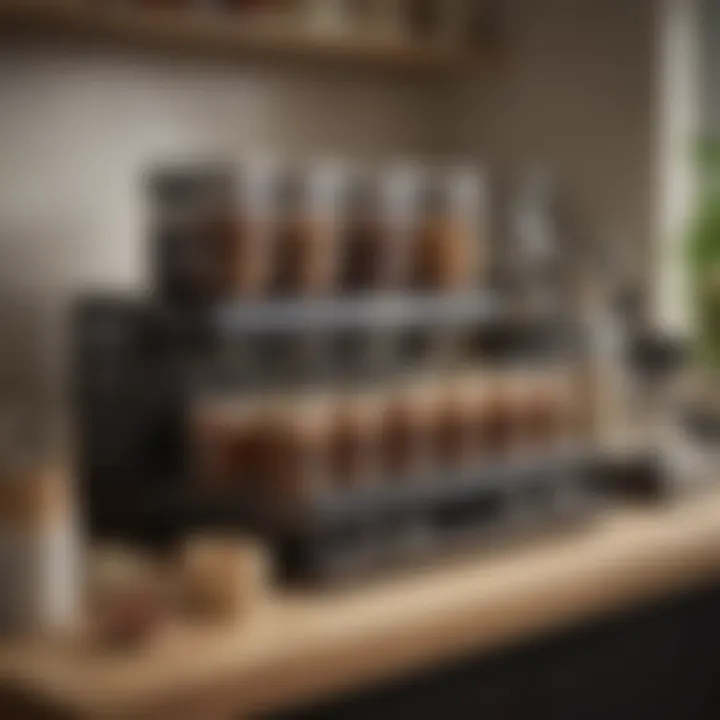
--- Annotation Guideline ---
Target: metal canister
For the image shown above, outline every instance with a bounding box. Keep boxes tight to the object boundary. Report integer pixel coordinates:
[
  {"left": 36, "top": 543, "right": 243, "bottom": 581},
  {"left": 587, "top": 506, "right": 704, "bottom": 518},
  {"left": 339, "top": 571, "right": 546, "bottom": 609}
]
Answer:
[{"left": 0, "top": 464, "right": 81, "bottom": 637}]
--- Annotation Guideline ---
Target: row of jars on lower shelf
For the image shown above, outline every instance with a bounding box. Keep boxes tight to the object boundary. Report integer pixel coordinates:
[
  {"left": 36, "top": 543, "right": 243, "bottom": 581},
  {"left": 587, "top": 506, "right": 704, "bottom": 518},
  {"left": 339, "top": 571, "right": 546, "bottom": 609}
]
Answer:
[{"left": 191, "top": 368, "right": 586, "bottom": 503}]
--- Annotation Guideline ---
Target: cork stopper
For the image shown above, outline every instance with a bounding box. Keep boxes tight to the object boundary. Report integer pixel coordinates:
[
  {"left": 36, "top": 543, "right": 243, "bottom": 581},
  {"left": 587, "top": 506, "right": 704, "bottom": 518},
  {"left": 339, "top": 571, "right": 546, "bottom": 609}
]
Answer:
[{"left": 181, "top": 534, "right": 271, "bottom": 620}]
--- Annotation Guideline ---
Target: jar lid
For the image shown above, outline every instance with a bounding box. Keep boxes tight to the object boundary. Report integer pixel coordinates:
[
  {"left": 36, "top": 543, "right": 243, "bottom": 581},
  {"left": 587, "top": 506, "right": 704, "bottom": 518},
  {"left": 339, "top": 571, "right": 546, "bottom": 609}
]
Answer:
[
  {"left": 445, "top": 166, "right": 486, "bottom": 216},
  {"left": 307, "top": 157, "right": 352, "bottom": 215}
]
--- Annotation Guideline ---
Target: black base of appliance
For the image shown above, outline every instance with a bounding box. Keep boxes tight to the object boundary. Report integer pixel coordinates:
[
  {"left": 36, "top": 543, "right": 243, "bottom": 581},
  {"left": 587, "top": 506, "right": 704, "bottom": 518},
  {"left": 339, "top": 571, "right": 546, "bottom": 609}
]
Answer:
[
  {"left": 87, "top": 453, "right": 603, "bottom": 584},
  {"left": 73, "top": 294, "right": 601, "bottom": 583}
]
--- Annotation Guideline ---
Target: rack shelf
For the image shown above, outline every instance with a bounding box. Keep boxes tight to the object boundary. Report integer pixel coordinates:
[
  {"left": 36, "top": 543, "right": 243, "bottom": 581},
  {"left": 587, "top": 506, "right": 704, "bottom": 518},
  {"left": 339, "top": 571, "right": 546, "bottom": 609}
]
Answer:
[
  {"left": 133, "top": 451, "right": 603, "bottom": 582},
  {"left": 212, "top": 291, "right": 502, "bottom": 335},
  {"left": 0, "top": 1, "right": 485, "bottom": 73}
]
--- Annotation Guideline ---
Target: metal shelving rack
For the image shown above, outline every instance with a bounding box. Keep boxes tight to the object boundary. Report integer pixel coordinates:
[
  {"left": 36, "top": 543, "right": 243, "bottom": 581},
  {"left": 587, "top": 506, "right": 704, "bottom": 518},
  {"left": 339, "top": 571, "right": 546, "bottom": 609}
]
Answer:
[{"left": 74, "top": 281, "right": 602, "bottom": 583}]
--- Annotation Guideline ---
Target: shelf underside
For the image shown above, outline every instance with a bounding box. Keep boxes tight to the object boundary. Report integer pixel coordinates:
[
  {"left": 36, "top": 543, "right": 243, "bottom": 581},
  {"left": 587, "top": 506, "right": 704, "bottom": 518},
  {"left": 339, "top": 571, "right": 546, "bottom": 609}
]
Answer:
[{"left": 0, "top": 1, "right": 485, "bottom": 73}]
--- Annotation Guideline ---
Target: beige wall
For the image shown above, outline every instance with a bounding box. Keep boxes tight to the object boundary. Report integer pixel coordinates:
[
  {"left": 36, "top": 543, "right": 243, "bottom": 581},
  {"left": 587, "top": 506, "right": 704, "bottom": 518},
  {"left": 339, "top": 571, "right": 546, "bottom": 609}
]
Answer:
[
  {"left": 452, "top": 0, "right": 657, "bottom": 287},
  {"left": 0, "top": 0, "right": 662, "bottom": 417},
  {"left": 0, "top": 45, "right": 438, "bottom": 412}
]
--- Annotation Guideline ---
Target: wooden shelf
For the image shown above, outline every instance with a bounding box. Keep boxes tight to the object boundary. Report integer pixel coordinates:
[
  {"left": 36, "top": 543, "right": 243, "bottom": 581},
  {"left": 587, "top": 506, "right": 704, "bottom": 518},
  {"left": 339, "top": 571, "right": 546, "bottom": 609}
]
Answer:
[{"left": 0, "top": 1, "right": 483, "bottom": 73}]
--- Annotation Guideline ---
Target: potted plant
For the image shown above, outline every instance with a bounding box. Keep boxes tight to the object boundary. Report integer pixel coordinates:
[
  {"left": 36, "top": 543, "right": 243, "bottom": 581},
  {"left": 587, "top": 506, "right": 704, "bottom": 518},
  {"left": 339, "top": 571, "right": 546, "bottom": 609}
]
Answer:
[{"left": 683, "top": 138, "right": 720, "bottom": 439}]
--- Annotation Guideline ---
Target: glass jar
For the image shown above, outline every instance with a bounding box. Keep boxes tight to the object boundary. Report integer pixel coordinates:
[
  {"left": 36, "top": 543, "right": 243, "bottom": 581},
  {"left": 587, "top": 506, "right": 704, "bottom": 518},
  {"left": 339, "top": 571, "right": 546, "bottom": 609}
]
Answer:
[
  {"left": 329, "top": 391, "right": 384, "bottom": 489},
  {"left": 475, "top": 371, "right": 515, "bottom": 462},
  {"left": 434, "top": 376, "right": 477, "bottom": 473},
  {"left": 266, "top": 395, "right": 334, "bottom": 506},
  {"left": 380, "top": 162, "right": 425, "bottom": 292},
  {"left": 341, "top": 168, "right": 384, "bottom": 293},
  {"left": 417, "top": 167, "right": 486, "bottom": 292},
  {"left": 230, "top": 157, "right": 282, "bottom": 298},
  {"left": 380, "top": 380, "right": 439, "bottom": 481},
  {"left": 300, "top": 158, "right": 349, "bottom": 297}
]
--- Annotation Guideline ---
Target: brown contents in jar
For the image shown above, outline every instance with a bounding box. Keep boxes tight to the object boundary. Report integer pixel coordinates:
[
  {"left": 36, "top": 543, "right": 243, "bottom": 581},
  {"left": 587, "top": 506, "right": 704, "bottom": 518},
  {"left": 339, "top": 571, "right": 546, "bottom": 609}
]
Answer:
[
  {"left": 272, "top": 216, "right": 306, "bottom": 296},
  {"left": 273, "top": 217, "right": 339, "bottom": 297},
  {"left": 476, "top": 378, "right": 516, "bottom": 459},
  {"left": 198, "top": 401, "right": 270, "bottom": 493},
  {"left": 417, "top": 217, "right": 476, "bottom": 292},
  {"left": 191, "top": 406, "right": 233, "bottom": 490},
  {"left": 380, "top": 384, "right": 437, "bottom": 479},
  {"left": 434, "top": 380, "right": 475, "bottom": 469},
  {"left": 265, "top": 399, "right": 333, "bottom": 505},
  {"left": 224, "top": 214, "right": 275, "bottom": 298},
  {"left": 302, "top": 219, "right": 340, "bottom": 296},
  {"left": 341, "top": 176, "right": 388, "bottom": 292},
  {"left": 192, "top": 403, "right": 254, "bottom": 491},
  {"left": 329, "top": 394, "right": 382, "bottom": 489},
  {"left": 342, "top": 214, "right": 386, "bottom": 292},
  {"left": 524, "top": 381, "right": 562, "bottom": 452},
  {"left": 268, "top": 172, "right": 307, "bottom": 296}
]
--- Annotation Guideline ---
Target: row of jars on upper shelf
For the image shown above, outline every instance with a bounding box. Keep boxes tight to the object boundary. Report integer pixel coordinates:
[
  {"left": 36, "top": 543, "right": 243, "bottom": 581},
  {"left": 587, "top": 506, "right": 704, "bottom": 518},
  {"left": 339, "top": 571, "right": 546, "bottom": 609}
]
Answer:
[
  {"left": 111, "top": 0, "right": 497, "bottom": 48},
  {"left": 151, "top": 159, "right": 490, "bottom": 304}
]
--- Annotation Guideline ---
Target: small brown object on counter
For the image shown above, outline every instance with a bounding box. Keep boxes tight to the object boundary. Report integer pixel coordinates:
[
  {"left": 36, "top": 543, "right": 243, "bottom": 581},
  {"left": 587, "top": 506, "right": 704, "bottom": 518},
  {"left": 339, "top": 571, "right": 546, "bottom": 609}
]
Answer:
[
  {"left": 88, "top": 547, "right": 170, "bottom": 649},
  {"left": 180, "top": 534, "right": 271, "bottom": 620}
]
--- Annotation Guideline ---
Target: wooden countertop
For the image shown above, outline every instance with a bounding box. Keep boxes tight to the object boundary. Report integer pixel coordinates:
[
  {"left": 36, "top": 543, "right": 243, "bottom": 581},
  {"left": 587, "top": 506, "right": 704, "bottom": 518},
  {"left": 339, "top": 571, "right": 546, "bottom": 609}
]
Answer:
[{"left": 2, "top": 493, "right": 720, "bottom": 719}]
